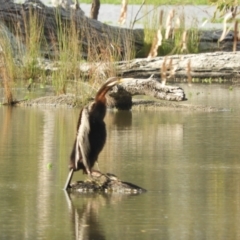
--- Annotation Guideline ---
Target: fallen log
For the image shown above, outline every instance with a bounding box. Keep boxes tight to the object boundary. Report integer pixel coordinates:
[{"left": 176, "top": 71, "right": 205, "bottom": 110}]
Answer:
[
  {"left": 0, "top": 0, "right": 239, "bottom": 61},
  {"left": 78, "top": 51, "right": 240, "bottom": 82},
  {"left": 108, "top": 77, "right": 186, "bottom": 109},
  {"left": 113, "top": 78, "right": 185, "bottom": 101},
  {"left": 114, "top": 51, "right": 240, "bottom": 80}
]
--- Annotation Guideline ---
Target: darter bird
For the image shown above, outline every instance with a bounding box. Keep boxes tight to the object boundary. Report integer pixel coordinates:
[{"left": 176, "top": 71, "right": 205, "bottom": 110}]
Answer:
[{"left": 64, "top": 77, "right": 124, "bottom": 190}]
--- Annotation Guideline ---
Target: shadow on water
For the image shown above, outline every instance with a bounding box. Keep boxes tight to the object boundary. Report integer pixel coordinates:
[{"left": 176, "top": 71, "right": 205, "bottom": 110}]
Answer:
[{"left": 109, "top": 110, "right": 132, "bottom": 128}]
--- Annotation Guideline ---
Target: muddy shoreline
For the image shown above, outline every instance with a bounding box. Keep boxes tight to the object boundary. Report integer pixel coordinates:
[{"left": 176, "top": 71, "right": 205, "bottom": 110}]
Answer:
[{"left": 15, "top": 94, "right": 229, "bottom": 112}]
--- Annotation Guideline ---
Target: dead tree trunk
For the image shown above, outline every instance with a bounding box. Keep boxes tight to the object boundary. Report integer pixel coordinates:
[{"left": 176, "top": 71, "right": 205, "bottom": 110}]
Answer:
[{"left": 90, "top": 0, "right": 100, "bottom": 20}]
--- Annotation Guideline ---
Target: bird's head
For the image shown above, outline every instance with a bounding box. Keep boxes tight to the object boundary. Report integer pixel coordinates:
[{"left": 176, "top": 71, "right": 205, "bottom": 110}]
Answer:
[
  {"left": 91, "top": 77, "right": 132, "bottom": 120},
  {"left": 95, "top": 77, "right": 124, "bottom": 104}
]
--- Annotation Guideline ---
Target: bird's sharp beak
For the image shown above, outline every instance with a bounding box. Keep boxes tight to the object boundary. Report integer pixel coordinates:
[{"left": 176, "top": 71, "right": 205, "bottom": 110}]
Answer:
[{"left": 118, "top": 78, "right": 134, "bottom": 83}]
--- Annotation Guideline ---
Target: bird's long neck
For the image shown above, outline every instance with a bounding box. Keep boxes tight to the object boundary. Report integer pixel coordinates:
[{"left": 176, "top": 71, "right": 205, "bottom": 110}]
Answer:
[
  {"left": 93, "top": 78, "right": 120, "bottom": 117},
  {"left": 92, "top": 85, "right": 111, "bottom": 121},
  {"left": 95, "top": 86, "right": 110, "bottom": 105},
  {"left": 91, "top": 101, "right": 106, "bottom": 121}
]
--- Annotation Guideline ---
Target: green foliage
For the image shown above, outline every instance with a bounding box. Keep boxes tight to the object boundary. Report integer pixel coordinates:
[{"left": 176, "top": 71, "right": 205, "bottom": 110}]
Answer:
[
  {"left": 137, "top": 7, "right": 200, "bottom": 57},
  {"left": 51, "top": 9, "right": 83, "bottom": 95},
  {"left": 209, "top": 0, "right": 238, "bottom": 24},
  {"left": 209, "top": 0, "right": 237, "bottom": 14},
  {"left": 21, "top": 8, "right": 46, "bottom": 80}
]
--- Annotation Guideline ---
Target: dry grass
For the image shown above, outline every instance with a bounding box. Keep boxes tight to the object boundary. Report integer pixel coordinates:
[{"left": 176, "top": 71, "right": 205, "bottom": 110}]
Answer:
[
  {"left": 233, "top": 20, "right": 238, "bottom": 52},
  {"left": 20, "top": 8, "right": 45, "bottom": 80},
  {"left": 0, "top": 25, "right": 16, "bottom": 104},
  {"left": 187, "top": 59, "right": 192, "bottom": 86},
  {"left": 0, "top": 63, "right": 13, "bottom": 104},
  {"left": 147, "top": 10, "right": 163, "bottom": 59},
  {"left": 118, "top": 0, "right": 128, "bottom": 25},
  {"left": 138, "top": 7, "right": 200, "bottom": 58},
  {"left": 160, "top": 57, "right": 175, "bottom": 86},
  {"left": 216, "top": 1, "right": 239, "bottom": 50},
  {"left": 51, "top": 10, "right": 82, "bottom": 94},
  {"left": 165, "top": 9, "right": 175, "bottom": 40}
]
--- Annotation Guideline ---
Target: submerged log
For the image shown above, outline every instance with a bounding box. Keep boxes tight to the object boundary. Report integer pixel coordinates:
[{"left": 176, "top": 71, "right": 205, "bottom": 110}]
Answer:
[{"left": 67, "top": 171, "right": 146, "bottom": 194}]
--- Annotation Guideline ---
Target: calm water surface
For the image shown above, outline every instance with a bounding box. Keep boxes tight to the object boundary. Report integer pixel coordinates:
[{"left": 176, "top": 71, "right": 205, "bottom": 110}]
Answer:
[{"left": 1, "top": 84, "right": 240, "bottom": 239}]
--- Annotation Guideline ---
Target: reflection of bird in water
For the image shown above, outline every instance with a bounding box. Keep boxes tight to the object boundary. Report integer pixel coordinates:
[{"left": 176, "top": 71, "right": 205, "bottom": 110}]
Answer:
[
  {"left": 64, "top": 77, "right": 124, "bottom": 190},
  {"left": 64, "top": 190, "right": 133, "bottom": 240}
]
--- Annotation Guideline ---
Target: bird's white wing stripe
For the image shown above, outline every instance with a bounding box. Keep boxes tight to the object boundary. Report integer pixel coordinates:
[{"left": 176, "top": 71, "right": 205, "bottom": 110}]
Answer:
[{"left": 76, "top": 107, "right": 91, "bottom": 173}]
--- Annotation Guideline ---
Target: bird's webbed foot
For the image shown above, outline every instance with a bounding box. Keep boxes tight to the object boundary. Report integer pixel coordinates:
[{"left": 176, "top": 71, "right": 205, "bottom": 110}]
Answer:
[{"left": 86, "top": 170, "right": 109, "bottom": 186}]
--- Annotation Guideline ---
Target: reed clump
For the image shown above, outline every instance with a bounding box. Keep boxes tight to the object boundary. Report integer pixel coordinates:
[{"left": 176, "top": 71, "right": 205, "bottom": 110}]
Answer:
[
  {"left": 51, "top": 10, "right": 83, "bottom": 95},
  {"left": 0, "top": 7, "right": 132, "bottom": 103},
  {"left": 0, "top": 24, "right": 18, "bottom": 104},
  {"left": 20, "top": 7, "right": 46, "bottom": 80},
  {"left": 138, "top": 7, "right": 200, "bottom": 58}
]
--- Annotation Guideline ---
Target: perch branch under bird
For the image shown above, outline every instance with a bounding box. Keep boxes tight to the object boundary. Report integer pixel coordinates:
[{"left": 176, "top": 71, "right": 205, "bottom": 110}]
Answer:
[{"left": 64, "top": 77, "right": 126, "bottom": 190}]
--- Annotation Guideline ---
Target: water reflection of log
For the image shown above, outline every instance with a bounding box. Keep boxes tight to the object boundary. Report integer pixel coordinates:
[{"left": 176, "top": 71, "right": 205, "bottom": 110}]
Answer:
[
  {"left": 36, "top": 109, "right": 55, "bottom": 234},
  {"left": 1, "top": 106, "right": 12, "bottom": 149},
  {"left": 105, "top": 110, "right": 132, "bottom": 128}
]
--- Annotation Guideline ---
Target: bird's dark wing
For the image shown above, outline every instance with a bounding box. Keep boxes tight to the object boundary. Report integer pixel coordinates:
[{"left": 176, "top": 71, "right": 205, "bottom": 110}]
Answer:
[{"left": 75, "top": 107, "right": 91, "bottom": 174}]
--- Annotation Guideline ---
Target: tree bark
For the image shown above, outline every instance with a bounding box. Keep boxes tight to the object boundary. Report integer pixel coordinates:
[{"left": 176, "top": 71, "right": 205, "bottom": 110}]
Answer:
[{"left": 90, "top": 0, "right": 100, "bottom": 20}]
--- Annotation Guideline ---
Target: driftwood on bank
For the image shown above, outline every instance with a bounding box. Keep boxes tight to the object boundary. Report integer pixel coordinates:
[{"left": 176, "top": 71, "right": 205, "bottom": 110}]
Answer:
[
  {"left": 78, "top": 51, "right": 240, "bottom": 82},
  {"left": 108, "top": 78, "right": 186, "bottom": 110},
  {"left": 113, "top": 51, "right": 240, "bottom": 80},
  {"left": 111, "top": 78, "right": 185, "bottom": 101}
]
